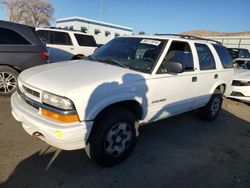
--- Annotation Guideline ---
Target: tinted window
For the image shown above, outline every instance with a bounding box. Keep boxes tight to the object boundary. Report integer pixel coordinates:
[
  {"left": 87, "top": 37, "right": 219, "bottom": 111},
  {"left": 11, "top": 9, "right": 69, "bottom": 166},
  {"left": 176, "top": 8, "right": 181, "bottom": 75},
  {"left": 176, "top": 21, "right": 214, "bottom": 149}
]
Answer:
[
  {"left": 195, "top": 43, "right": 216, "bottom": 70},
  {"left": 239, "top": 49, "right": 250, "bottom": 58},
  {"left": 0, "top": 27, "right": 30, "bottom": 45},
  {"left": 158, "top": 41, "right": 194, "bottom": 73},
  {"left": 36, "top": 30, "right": 50, "bottom": 44},
  {"left": 228, "top": 48, "right": 239, "bottom": 59},
  {"left": 213, "top": 44, "right": 233, "bottom": 69},
  {"left": 53, "top": 31, "right": 72, "bottom": 45},
  {"left": 74, "top": 34, "right": 97, "bottom": 47}
]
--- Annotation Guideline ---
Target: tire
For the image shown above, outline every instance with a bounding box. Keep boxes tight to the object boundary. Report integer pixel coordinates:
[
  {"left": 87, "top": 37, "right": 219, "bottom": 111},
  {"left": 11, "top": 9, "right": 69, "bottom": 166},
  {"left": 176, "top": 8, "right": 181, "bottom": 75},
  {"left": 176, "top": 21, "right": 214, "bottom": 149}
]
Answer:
[
  {"left": 0, "top": 66, "right": 19, "bottom": 96},
  {"left": 86, "top": 108, "right": 137, "bottom": 166},
  {"left": 199, "top": 89, "right": 223, "bottom": 121},
  {"left": 72, "top": 55, "right": 85, "bottom": 60}
]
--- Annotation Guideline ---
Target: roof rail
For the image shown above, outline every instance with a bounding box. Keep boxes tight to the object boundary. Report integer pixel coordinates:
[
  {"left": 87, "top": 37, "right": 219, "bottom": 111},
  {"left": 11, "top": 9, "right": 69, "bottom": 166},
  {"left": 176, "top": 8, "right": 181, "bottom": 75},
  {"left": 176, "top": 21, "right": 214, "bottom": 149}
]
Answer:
[
  {"left": 155, "top": 34, "right": 222, "bottom": 45},
  {"left": 43, "top": 26, "right": 88, "bottom": 34}
]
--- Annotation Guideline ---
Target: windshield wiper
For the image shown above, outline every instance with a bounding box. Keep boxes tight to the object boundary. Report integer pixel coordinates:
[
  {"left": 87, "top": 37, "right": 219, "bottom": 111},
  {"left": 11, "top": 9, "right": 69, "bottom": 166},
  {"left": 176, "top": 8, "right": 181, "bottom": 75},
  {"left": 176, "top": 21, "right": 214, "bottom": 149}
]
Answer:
[{"left": 101, "top": 58, "right": 130, "bottom": 69}]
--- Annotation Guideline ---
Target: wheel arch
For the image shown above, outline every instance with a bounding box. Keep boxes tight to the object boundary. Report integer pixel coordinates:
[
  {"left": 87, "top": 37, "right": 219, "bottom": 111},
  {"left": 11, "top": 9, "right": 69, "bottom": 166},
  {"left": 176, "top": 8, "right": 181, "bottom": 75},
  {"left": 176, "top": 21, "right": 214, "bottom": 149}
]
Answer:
[
  {"left": 0, "top": 64, "right": 21, "bottom": 73},
  {"left": 210, "top": 82, "right": 226, "bottom": 95},
  {"left": 87, "top": 99, "right": 144, "bottom": 123}
]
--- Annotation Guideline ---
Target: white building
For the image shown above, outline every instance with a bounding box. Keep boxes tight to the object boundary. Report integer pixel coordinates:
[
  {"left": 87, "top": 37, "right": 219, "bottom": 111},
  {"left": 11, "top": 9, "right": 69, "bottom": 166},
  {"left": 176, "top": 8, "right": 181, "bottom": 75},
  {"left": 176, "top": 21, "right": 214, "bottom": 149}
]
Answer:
[{"left": 56, "top": 16, "right": 133, "bottom": 45}]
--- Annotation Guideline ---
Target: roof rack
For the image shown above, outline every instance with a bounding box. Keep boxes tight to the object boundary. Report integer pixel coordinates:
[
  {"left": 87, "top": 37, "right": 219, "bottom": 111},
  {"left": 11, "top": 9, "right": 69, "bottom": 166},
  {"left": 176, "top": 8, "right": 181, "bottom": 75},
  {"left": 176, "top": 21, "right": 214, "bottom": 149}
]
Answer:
[
  {"left": 154, "top": 34, "right": 222, "bottom": 45},
  {"left": 43, "top": 27, "right": 88, "bottom": 34}
]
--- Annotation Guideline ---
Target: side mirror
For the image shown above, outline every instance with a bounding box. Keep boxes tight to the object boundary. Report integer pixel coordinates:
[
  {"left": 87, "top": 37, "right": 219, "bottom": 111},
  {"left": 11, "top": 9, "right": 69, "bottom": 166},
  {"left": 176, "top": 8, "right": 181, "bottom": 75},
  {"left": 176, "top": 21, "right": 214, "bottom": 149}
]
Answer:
[{"left": 165, "top": 61, "right": 184, "bottom": 74}]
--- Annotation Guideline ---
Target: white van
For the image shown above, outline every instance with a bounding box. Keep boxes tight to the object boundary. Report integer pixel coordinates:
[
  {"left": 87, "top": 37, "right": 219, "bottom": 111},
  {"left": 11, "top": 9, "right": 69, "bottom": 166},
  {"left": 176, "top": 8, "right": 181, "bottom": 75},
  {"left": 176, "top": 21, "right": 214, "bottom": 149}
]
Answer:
[{"left": 36, "top": 28, "right": 97, "bottom": 62}]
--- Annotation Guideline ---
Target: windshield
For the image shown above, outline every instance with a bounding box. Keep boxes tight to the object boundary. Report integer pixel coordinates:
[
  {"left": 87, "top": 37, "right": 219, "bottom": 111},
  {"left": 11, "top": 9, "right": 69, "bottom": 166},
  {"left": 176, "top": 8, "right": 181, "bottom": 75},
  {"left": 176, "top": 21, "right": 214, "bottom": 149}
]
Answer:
[
  {"left": 241, "top": 61, "right": 250, "bottom": 70},
  {"left": 234, "top": 60, "right": 250, "bottom": 69},
  {"left": 90, "top": 37, "right": 166, "bottom": 73}
]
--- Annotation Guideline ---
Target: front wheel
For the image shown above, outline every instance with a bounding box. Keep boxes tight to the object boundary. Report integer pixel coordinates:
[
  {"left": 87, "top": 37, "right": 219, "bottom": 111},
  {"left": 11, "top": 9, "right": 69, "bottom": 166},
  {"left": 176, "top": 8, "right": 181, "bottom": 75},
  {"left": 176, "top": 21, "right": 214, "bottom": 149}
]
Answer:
[
  {"left": 0, "top": 66, "right": 19, "bottom": 96},
  {"left": 86, "top": 108, "right": 137, "bottom": 166},
  {"left": 199, "top": 90, "right": 223, "bottom": 121}
]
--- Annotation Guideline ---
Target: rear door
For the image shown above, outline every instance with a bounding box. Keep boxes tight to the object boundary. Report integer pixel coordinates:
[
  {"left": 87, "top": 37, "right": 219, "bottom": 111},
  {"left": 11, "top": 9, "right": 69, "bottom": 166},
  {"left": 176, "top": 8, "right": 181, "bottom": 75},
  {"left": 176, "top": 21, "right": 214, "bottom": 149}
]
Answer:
[
  {"left": 37, "top": 30, "right": 74, "bottom": 62},
  {"left": 192, "top": 43, "right": 218, "bottom": 107}
]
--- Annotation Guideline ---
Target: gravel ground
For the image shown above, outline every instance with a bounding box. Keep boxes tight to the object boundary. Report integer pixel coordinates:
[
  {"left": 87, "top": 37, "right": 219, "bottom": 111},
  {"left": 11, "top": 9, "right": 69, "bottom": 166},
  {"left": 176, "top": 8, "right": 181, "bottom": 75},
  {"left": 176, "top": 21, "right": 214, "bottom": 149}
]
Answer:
[{"left": 0, "top": 97, "right": 249, "bottom": 188}]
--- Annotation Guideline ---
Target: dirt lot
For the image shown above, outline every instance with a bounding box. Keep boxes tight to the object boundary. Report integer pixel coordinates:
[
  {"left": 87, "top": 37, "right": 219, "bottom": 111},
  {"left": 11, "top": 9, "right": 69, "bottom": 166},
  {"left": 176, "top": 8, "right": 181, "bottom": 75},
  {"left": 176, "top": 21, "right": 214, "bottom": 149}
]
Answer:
[{"left": 0, "top": 97, "right": 249, "bottom": 188}]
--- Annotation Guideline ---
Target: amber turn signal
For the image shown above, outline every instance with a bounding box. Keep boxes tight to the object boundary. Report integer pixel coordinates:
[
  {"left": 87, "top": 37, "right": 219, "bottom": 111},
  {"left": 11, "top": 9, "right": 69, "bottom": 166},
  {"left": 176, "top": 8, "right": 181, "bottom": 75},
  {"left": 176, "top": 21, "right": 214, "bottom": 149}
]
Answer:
[{"left": 41, "top": 108, "right": 79, "bottom": 123}]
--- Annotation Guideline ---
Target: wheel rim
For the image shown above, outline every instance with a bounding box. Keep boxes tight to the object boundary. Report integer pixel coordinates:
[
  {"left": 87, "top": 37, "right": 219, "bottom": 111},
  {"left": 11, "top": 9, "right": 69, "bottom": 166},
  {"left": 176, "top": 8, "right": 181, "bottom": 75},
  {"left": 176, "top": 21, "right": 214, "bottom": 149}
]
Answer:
[
  {"left": 0, "top": 72, "right": 17, "bottom": 94},
  {"left": 211, "top": 96, "right": 221, "bottom": 116},
  {"left": 104, "top": 122, "right": 132, "bottom": 157}
]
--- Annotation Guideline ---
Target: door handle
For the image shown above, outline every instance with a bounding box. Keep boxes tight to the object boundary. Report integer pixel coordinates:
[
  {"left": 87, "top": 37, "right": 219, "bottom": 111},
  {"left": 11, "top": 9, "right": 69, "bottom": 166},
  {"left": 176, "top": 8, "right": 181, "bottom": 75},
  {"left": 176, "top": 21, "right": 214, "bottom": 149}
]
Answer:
[
  {"left": 214, "top": 74, "right": 218, "bottom": 79},
  {"left": 70, "top": 47, "right": 74, "bottom": 50},
  {"left": 192, "top": 77, "right": 197, "bottom": 82}
]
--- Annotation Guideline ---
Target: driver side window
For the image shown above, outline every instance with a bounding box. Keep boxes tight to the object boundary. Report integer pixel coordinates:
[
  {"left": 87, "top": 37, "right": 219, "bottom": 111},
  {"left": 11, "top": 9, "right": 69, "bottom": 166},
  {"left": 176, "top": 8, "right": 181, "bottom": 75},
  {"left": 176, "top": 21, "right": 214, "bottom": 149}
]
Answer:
[{"left": 157, "top": 41, "right": 194, "bottom": 74}]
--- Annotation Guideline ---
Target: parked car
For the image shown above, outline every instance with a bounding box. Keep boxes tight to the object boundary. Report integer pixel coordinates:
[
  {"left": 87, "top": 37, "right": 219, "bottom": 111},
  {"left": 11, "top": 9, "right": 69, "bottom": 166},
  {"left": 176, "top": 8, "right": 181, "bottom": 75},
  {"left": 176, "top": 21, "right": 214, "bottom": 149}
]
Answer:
[
  {"left": 228, "top": 48, "right": 250, "bottom": 59},
  {"left": 11, "top": 35, "right": 234, "bottom": 166},
  {"left": 0, "top": 20, "right": 48, "bottom": 96},
  {"left": 233, "top": 58, "right": 250, "bottom": 69},
  {"left": 36, "top": 27, "right": 97, "bottom": 62},
  {"left": 229, "top": 67, "right": 250, "bottom": 103}
]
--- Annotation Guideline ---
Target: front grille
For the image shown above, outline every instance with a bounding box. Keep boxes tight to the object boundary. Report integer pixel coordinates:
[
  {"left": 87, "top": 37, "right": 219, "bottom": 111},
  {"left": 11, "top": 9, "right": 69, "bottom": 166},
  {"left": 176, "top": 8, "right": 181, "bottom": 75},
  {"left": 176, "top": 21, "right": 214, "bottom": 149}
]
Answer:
[
  {"left": 232, "top": 80, "right": 250, "bottom": 86},
  {"left": 24, "top": 97, "right": 39, "bottom": 110},
  {"left": 23, "top": 85, "right": 40, "bottom": 98}
]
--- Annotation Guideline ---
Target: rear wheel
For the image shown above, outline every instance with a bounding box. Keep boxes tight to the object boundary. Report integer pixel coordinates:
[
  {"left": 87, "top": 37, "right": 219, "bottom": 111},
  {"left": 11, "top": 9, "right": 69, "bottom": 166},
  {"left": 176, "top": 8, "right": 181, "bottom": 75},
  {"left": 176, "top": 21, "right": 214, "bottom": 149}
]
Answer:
[
  {"left": 0, "top": 66, "right": 19, "bottom": 96},
  {"left": 199, "top": 89, "right": 223, "bottom": 121},
  {"left": 86, "top": 108, "right": 137, "bottom": 166}
]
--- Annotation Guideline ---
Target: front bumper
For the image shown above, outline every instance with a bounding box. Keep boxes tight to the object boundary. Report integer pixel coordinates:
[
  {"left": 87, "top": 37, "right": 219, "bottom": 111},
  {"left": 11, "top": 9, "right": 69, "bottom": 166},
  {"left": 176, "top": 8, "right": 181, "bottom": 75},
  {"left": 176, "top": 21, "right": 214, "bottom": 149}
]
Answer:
[
  {"left": 11, "top": 92, "right": 93, "bottom": 150},
  {"left": 229, "top": 85, "right": 250, "bottom": 102}
]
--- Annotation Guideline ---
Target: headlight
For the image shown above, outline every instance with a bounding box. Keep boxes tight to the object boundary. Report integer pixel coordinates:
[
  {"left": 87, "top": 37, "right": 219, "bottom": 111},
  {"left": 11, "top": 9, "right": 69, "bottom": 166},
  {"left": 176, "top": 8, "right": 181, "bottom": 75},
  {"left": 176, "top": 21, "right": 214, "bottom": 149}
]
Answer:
[{"left": 41, "top": 91, "right": 74, "bottom": 110}]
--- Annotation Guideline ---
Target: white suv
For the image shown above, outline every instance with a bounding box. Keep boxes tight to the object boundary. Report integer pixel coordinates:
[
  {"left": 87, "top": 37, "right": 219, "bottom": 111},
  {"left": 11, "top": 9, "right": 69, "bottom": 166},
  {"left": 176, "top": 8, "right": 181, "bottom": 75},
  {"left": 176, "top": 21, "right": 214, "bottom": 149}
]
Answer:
[
  {"left": 36, "top": 28, "right": 97, "bottom": 62},
  {"left": 11, "top": 35, "right": 234, "bottom": 166}
]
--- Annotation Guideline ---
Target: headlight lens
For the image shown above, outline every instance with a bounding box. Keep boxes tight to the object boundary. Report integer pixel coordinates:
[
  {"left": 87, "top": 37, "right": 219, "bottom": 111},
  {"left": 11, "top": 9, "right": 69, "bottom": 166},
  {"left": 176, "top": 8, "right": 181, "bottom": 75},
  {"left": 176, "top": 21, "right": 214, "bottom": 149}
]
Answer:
[{"left": 41, "top": 91, "right": 74, "bottom": 110}]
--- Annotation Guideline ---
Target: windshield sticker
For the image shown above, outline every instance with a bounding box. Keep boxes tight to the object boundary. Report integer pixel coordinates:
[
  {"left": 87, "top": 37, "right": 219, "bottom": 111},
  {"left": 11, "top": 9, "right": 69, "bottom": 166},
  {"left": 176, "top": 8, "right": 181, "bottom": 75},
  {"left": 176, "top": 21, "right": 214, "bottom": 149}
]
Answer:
[{"left": 140, "top": 39, "right": 161, "bottom": 46}]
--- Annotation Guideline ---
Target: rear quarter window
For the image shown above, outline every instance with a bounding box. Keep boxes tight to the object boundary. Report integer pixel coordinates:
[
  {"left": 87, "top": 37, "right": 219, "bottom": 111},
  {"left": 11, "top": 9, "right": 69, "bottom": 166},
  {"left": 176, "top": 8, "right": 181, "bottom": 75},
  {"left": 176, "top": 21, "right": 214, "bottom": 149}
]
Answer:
[
  {"left": 74, "top": 34, "right": 97, "bottom": 47},
  {"left": 213, "top": 44, "right": 233, "bottom": 69},
  {"left": 0, "top": 27, "right": 30, "bottom": 45}
]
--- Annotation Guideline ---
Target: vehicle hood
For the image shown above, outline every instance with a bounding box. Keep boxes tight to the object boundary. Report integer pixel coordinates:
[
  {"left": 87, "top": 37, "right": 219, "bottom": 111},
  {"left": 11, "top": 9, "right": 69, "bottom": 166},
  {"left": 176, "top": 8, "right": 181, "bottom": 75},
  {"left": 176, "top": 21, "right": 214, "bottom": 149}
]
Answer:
[
  {"left": 233, "top": 68, "right": 250, "bottom": 81},
  {"left": 19, "top": 60, "right": 150, "bottom": 96}
]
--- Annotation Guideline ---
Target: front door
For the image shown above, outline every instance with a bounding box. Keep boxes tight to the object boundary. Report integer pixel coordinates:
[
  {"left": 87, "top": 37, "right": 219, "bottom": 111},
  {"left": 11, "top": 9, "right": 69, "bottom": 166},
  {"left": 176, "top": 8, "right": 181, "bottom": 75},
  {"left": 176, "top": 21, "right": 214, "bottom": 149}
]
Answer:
[{"left": 146, "top": 40, "right": 197, "bottom": 122}]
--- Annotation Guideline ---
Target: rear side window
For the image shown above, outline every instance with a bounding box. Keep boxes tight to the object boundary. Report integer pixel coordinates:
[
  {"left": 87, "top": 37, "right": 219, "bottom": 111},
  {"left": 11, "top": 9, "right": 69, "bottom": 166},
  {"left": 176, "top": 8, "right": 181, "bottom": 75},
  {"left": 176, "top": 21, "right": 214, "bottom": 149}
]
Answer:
[
  {"left": 213, "top": 44, "right": 233, "bottom": 69},
  {"left": 74, "top": 34, "right": 97, "bottom": 47},
  {"left": 36, "top": 30, "right": 50, "bottom": 44},
  {"left": 0, "top": 27, "right": 30, "bottom": 45},
  {"left": 195, "top": 43, "right": 216, "bottom": 70},
  {"left": 53, "top": 31, "right": 72, "bottom": 45}
]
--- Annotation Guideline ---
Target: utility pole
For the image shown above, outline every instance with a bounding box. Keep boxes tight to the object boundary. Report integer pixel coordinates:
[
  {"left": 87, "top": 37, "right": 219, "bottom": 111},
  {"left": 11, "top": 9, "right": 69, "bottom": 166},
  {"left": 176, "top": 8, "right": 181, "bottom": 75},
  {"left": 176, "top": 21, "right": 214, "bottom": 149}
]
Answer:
[{"left": 99, "top": 0, "right": 103, "bottom": 20}]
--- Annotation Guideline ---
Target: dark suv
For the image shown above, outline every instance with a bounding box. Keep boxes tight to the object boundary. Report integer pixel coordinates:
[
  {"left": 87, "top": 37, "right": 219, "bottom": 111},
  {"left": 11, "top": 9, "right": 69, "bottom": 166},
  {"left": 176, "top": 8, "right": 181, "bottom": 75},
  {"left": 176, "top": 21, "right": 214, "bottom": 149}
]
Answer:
[
  {"left": 0, "top": 20, "right": 48, "bottom": 96},
  {"left": 227, "top": 48, "right": 250, "bottom": 59}
]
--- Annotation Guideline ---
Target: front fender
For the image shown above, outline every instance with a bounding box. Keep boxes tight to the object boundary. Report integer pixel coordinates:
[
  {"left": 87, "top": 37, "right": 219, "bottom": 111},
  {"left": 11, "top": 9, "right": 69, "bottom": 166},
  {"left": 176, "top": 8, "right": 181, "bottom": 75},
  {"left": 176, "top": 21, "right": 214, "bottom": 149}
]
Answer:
[{"left": 85, "top": 92, "right": 144, "bottom": 121}]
